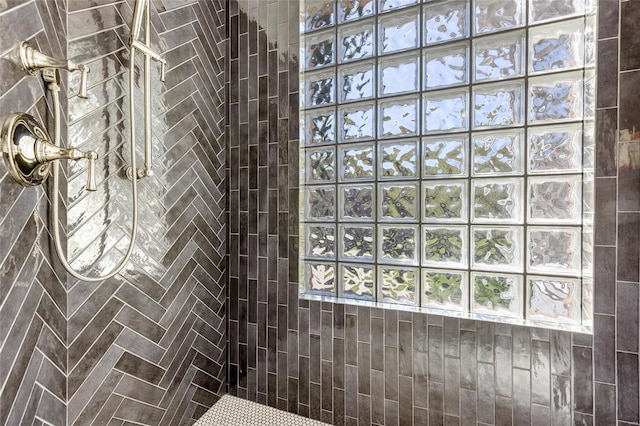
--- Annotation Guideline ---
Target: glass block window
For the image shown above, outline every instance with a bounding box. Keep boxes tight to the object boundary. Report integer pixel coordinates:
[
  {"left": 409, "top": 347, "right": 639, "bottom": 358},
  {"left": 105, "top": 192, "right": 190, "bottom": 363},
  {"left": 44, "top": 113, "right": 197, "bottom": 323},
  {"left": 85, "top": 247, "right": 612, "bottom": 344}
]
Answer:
[{"left": 300, "top": 0, "right": 595, "bottom": 331}]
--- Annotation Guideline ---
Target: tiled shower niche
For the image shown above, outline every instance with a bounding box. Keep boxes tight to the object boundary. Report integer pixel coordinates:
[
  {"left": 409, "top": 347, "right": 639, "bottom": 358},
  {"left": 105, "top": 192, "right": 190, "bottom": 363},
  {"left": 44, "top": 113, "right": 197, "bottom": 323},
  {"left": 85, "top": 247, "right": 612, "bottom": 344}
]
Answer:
[{"left": 299, "top": 0, "right": 595, "bottom": 331}]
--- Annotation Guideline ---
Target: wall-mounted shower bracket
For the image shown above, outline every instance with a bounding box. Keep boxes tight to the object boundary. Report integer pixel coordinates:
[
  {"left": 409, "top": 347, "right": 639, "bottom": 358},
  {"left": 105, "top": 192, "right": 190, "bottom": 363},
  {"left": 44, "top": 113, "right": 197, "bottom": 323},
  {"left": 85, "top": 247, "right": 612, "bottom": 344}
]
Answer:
[
  {"left": 1, "top": 113, "right": 97, "bottom": 190},
  {"left": 19, "top": 41, "right": 89, "bottom": 98}
]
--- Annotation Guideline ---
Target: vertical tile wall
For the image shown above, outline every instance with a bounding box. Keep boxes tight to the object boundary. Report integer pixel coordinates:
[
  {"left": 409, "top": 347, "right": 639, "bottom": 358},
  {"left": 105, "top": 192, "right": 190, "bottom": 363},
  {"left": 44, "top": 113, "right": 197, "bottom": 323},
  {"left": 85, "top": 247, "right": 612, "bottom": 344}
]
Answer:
[
  {"left": 0, "top": 1, "right": 227, "bottom": 424},
  {"left": 227, "top": 0, "right": 640, "bottom": 424}
]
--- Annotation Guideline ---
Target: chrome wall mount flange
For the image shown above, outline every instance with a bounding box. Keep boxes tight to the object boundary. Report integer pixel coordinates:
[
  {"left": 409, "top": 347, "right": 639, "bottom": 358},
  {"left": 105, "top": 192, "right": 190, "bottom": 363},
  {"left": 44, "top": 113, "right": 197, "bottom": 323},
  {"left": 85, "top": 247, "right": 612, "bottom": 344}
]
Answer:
[
  {"left": 2, "top": 113, "right": 52, "bottom": 187},
  {"left": 1, "top": 112, "right": 98, "bottom": 189}
]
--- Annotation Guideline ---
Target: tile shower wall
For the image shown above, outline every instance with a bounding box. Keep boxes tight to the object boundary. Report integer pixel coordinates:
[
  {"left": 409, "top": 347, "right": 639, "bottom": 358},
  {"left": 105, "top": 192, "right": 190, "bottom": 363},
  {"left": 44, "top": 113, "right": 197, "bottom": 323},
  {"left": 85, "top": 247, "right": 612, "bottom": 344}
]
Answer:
[
  {"left": 0, "top": 2, "right": 68, "bottom": 424},
  {"left": 1, "top": 1, "right": 227, "bottom": 425},
  {"left": 227, "top": 1, "right": 640, "bottom": 425}
]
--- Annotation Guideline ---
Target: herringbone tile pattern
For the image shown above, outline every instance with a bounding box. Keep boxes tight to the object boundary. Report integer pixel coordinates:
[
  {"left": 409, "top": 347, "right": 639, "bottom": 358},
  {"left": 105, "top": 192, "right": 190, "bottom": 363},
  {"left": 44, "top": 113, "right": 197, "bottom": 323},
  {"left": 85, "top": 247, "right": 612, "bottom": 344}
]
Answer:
[
  {"left": 1, "top": 0, "right": 227, "bottom": 425},
  {"left": 0, "top": 2, "right": 69, "bottom": 424}
]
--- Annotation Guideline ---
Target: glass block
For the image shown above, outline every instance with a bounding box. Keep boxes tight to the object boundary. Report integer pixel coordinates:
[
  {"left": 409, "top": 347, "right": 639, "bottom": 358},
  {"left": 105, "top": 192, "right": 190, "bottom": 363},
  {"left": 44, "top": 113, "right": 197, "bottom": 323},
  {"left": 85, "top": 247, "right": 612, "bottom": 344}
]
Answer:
[
  {"left": 423, "top": 89, "right": 469, "bottom": 134},
  {"left": 380, "top": 52, "right": 420, "bottom": 96},
  {"left": 339, "top": 19, "right": 375, "bottom": 63},
  {"left": 301, "top": 0, "right": 335, "bottom": 33},
  {"left": 340, "top": 263, "right": 375, "bottom": 300},
  {"left": 380, "top": 0, "right": 418, "bottom": 13},
  {"left": 339, "top": 143, "right": 375, "bottom": 181},
  {"left": 304, "top": 108, "right": 336, "bottom": 145},
  {"left": 528, "top": 176, "right": 582, "bottom": 224},
  {"left": 306, "top": 148, "right": 335, "bottom": 183},
  {"left": 529, "top": 0, "right": 585, "bottom": 24},
  {"left": 339, "top": 60, "right": 375, "bottom": 102},
  {"left": 306, "top": 186, "right": 335, "bottom": 220},
  {"left": 306, "top": 224, "right": 335, "bottom": 258},
  {"left": 472, "top": 178, "right": 523, "bottom": 224},
  {"left": 379, "top": 266, "right": 418, "bottom": 305},
  {"left": 304, "top": 262, "right": 336, "bottom": 295},
  {"left": 339, "top": 0, "right": 375, "bottom": 23},
  {"left": 424, "top": 42, "right": 469, "bottom": 90},
  {"left": 379, "top": 183, "right": 418, "bottom": 221},
  {"left": 472, "top": 129, "right": 524, "bottom": 176},
  {"left": 379, "top": 9, "right": 420, "bottom": 55},
  {"left": 379, "top": 225, "right": 418, "bottom": 264},
  {"left": 340, "top": 225, "right": 375, "bottom": 260},
  {"left": 472, "top": 273, "right": 523, "bottom": 318},
  {"left": 529, "top": 19, "right": 585, "bottom": 74},
  {"left": 302, "top": 30, "right": 335, "bottom": 70},
  {"left": 379, "top": 96, "right": 419, "bottom": 138},
  {"left": 422, "top": 269, "right": 468, "bottom": 311},
  {"left": 303, "top": 70, "right": 335, "bottom": 108},
  {"left": 422, "top": 225, "right": 468, "bottom": 267},
  {"left": 583, "top": 69, "right": 595, "bottom": 119},
  {"left": 472, "top": 81, "right": 524, "bottom": 129},
  {"left": 528, "top": 71, "right": 583, "bottom": 124},
  {"left": 584, "top": 15, "right": 596, "bottom": 68},
  {"left": 474, "top": 0, "right": 524, "bottom": 35},
  {"left": 528, "top": 123, "right": 582, "bottom": 174},
  {"left": 472, "top": 226, "right": 523, "bottom": 272},
  {"left": 527, "top": 276, "right": 581, "bottom": 324},
  {"left": 424, "top": 0, "right": 469, "bottom": 45},
  {"left": 423, "top": 135, "right": 468, "bottom": 177},
  {"left": 340, "top": 184, "right": 374, "bottom": 220},
  {"left": 423, "top": 179, "right": 467, "bottom": 223},
  {"left": 473, "top": 29, "right": 525, "bottom": 82},
  {"left": 527, "top": 227, "right": 581, "bottom": 276},
  {"left": 339, "top": 103, "right": 375, "bottom": 141},
  {"left": 379, "top": 139, "right": 419, "bottom": 179}
]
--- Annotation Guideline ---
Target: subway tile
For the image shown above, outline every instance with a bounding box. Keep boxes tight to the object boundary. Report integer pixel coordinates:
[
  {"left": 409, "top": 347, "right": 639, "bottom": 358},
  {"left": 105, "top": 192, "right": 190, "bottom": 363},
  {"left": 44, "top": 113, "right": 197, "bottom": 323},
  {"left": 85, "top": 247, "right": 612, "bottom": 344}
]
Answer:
[
  {"left": 573, "top": 345, "right": 594, "bottom": 414},
  {"left": 443, "top": 356, "right": 460, "bottom": 417},
  {"left": 371, "top": 370, "right": 385, "bottom": 425},
  {"left": 619, "top": 140, "right": 640, "bottom": 212},
  {"left": 398, "top": 376, "right": 413, "bottom": 425},
  {"left": 595, "top": 178, "right": 617, "bottom": 246},
  {"left": 460, "top": 388, "right": 477, "bottom": 425},
  {"left": 595, "top": 108, "right": 618, "bottom": 177},
  {"left": 495, "top": 396, "right": 513, "bottom": 425},
  {"left": 551, "top": 375, "right": 571, "bottom": 425},
  {"left": 617, "top": 213, "right": 640, "bottom": 282},
  {"left": 594, "top": 383, "right": 616, "bottom": 425},
  {"left": 597, "top": 38, "right": 618, "bottom": 108},
  {"left": 617, "top": 352, "right": 640, "bottom": 423},
  {"left": 459, "top": 330, "right": 477, "bottom": 390},
  {"left": 531, "top": 340, "right": 551, "bottom": 405},
  {"left": 621, "top": 1, "right": 640, "bottom": 71},
  {"left": 513, "top": 368, "right": 532, "bottom": 426},
  {"left": 617, "top": 282, "right": 639, "bottom": 353},
  {"left": 384, "top": 399, "right": 399, "bottom": 426},
  {"left": 495, "top": 334, "right": 513, "bottom": 397},
  {"left": 594, "top": 246, "right": 616, "bottom": 316},
  {"left": 477, "top": 362, "right": 495, "bottom": 424}
]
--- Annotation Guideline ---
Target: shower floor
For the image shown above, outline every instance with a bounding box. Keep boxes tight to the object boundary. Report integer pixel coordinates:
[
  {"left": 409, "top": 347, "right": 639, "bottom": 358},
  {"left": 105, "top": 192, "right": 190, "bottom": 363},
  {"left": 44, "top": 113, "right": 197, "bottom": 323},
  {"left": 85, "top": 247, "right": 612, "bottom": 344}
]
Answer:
[{"left": 194, "top": 395, "right": 328, "bottom": 425}]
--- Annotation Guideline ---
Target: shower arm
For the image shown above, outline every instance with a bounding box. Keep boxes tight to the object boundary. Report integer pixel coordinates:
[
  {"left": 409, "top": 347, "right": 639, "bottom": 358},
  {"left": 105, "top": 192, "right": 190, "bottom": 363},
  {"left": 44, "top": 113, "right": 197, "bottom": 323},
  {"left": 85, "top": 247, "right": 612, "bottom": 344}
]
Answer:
[{"left": 126, "top": 0, "right": 166, "bottom": 181}]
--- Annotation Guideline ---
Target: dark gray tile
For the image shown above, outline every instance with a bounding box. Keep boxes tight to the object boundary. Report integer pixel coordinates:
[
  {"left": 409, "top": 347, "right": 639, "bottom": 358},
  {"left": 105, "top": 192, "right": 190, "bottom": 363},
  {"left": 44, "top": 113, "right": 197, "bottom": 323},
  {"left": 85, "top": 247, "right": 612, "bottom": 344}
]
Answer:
[
  {"left": 573, "top": 346, "right": 594, "bottom": 414},
  {"left": 617, "top": 352, "right": 640, "bottom": 423},
  {"left": 598, "top": 0, "right": 619, "bottom": 40},
  {"left": 594, "top": 383, "right": 616, "bottom": 425},
  {"left": 618, "top": 141, "right": 640, "bottom": 212},
  {"left": 617, "top": 213, "right": 640, "bottom": 282},
  {"left": 620, "top": 1, "right": 640, "bottom": 70},
  {"left": 597, "top": 38, "right": 618, "bottom": 108},
  {"left": 617, "top": 282, "right": 639, "bottom": 353},
  {"left": 595, "top": 108, "right": 618, "bottom": 177}
]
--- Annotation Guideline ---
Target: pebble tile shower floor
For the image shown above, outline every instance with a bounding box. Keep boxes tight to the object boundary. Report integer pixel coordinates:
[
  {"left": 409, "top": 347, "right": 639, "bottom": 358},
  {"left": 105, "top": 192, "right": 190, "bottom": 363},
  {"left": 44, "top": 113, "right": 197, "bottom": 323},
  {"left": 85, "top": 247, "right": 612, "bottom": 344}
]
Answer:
[{"left": 194, "top": 395, "right": 328, "bottom": 425}]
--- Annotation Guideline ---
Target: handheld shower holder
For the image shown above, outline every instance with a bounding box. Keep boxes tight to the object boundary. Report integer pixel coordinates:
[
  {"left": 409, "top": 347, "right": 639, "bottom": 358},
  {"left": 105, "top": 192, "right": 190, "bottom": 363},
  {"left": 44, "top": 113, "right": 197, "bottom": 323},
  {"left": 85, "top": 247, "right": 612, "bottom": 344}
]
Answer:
[{"left": 19, "top": 41, "right": 90, "bottom": 98}]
